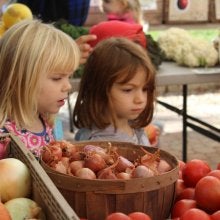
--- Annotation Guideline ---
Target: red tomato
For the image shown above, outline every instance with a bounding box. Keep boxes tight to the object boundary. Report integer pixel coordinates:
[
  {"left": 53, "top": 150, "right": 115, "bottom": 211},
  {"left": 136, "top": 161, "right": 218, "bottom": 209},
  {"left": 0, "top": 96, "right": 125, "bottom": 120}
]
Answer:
[
  {"left": 182, "top": 159, "right": 211, "bottom": 187},
  {"left": 176, "top": 187, "right": 195, "bottom": 201},
  {"left": 128, "top": 212, "right": 151, "bottom": 220},
  {"left": 180, "top": 208, "right": 210, "bottom": 220},
  {"left": 207, "top": 170, "right": 220, "bottom": 180},
  {"left": 217, "top": 163, "right": 220, "bottom": 170},
  {"left": 106, "top": 212, "right": 131, "bottom": 220},
  {"left": 175, "top": 179, "right": 186, "bottom": 198},
  {"left": 171, "top": 199, "right": 197, "bottom": 219},
  {"left": 195, "top": 176, "right": 220, "bottom": 213},
  {"left": 211, "top": 210, "right": 220, "bottom": 220}
]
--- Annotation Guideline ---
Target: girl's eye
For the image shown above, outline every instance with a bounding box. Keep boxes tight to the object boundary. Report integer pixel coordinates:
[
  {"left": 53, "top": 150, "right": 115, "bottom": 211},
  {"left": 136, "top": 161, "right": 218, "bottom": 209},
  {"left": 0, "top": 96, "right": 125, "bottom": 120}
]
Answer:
[
  {"left": 122, "top": 88, "right": 132, "bottom": 92},
  {"left": 51, "top": 76, "right": 62, "bottom": 81}
]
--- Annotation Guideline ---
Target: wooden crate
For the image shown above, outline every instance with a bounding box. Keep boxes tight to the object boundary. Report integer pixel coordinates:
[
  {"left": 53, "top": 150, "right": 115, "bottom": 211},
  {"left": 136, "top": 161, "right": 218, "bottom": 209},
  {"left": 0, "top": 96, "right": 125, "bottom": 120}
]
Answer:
[{"left": 1, "top": 134, "right": 79, "bottom": 220}]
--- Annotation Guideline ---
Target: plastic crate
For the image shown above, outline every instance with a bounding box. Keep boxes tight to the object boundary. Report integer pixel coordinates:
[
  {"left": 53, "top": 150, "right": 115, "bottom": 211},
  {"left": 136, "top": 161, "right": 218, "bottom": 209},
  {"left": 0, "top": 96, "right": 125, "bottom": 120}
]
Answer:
[{"left": 0, "top": 133, "right": 79, "bottom": 220}]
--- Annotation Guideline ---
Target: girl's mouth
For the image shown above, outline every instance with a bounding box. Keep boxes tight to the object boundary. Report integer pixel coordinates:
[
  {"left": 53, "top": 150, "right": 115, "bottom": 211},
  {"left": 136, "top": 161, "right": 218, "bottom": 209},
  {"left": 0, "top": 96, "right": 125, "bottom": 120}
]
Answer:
[{"left": 58, "top": 99, "right": 65, "bottom": 107}]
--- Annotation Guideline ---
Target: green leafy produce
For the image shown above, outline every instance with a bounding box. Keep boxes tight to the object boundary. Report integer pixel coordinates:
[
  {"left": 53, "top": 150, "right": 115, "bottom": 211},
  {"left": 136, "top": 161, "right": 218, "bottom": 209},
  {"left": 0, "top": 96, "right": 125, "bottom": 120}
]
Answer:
[
  {"left": 54, "top": 19, "right": 89, "bottom": 39},
  {"left": 145, "top": 34, "right": 165, "bottom": 69}
]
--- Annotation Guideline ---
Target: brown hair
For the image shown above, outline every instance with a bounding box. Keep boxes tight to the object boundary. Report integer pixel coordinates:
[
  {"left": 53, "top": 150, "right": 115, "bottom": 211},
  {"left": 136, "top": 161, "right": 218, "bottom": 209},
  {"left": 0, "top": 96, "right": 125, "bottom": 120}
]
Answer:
[{"left": 73, "top": 37, "right": 156, "bottom": 130}]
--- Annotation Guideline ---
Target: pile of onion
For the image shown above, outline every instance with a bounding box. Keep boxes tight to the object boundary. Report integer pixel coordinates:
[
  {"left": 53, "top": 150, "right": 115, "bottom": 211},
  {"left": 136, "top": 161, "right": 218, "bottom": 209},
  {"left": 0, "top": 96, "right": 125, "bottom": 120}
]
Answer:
[
  {"left": 0, "top": 158, "right": 32, "bottom": 202},
  {"left": 42, "top": 141, "right": 172, "bottom": 180},
  {"left": 0, "top": 157, "right": 46, "bottom": 219}
]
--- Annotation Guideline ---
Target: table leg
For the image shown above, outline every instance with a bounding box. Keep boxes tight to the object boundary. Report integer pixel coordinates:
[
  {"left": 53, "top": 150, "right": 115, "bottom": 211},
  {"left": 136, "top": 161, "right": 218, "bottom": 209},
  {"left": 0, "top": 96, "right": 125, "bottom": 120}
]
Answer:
[{"left": 182, "top": 85, "right": 187, "bottom": 162}]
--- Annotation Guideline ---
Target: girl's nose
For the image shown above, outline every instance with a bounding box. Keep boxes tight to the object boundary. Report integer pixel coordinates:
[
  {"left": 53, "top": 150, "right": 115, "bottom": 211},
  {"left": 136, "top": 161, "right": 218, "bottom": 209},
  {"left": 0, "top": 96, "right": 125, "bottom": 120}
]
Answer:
[
  {"left": 134, "top": 90, "right": 146, "bottom": 103},
  {"left": 62, "top": 80, "right": 72, "bottom": 92}
]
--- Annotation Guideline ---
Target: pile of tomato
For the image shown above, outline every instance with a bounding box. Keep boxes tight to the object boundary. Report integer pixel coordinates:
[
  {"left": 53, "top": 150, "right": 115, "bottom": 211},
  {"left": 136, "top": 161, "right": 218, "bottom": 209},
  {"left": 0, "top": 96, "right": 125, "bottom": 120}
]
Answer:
[{"left": 172, "top": 159, "right": 220, "bottom": 220}]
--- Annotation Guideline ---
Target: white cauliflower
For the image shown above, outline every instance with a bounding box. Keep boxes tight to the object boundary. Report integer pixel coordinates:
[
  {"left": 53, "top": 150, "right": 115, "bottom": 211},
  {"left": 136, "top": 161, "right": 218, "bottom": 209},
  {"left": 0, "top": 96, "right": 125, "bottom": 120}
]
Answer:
[{"left": 157, "top": 27, "right": 218, "bottom": 67}]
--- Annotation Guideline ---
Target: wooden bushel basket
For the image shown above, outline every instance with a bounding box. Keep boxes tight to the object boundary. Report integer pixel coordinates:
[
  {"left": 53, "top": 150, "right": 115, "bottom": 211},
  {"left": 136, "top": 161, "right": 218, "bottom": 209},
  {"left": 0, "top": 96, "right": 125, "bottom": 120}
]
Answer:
[{"left": 41, "top": 141, "right": 179, "bottom": 220}]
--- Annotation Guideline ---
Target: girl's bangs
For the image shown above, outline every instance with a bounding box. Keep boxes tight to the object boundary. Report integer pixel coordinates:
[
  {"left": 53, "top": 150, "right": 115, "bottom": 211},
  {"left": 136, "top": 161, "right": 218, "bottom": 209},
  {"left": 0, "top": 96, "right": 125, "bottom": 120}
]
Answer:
[{"left": 45, "top": 35, "right": 80, "bottom": 74}]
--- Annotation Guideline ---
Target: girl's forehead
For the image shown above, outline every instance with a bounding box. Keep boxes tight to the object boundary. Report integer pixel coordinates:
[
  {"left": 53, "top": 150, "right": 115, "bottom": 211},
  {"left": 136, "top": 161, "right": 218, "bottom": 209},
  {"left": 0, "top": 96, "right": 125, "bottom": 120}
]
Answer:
[{"left": 115, "top": 66, "right": 146, "bottom": 83}]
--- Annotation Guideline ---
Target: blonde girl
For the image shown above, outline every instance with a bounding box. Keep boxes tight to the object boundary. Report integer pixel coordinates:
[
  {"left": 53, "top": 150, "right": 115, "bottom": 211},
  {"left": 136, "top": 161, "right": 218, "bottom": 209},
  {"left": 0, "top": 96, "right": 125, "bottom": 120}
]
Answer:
[
  {"left": 0, "top": 19, "right": 80, "bottom": 158},
  {"left": 101, "top": 0, "right": 143, "bottom": 24},
  {"left": 73, "top": 37, "right": 156, "bottom": 146}
]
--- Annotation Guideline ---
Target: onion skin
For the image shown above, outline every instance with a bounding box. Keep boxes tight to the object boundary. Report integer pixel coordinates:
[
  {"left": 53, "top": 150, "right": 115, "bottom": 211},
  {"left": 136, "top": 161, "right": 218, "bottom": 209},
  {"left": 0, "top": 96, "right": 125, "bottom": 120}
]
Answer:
[{"left": 0, "top": 158, "right": 31, "bottom": 203}]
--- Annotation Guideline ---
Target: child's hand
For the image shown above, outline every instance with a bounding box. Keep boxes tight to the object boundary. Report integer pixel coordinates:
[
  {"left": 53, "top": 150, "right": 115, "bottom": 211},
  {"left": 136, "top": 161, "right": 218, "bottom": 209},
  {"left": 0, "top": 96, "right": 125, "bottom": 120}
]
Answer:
[{"left": 75, "top": 34, "right": 97, "bottom": 64}]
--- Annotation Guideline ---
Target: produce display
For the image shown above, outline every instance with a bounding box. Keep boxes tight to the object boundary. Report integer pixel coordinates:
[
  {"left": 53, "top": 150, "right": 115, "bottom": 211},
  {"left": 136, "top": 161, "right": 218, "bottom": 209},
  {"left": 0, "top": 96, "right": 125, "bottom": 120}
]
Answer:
[
  {"left": 172, "top": 159, "right": 220, "bottom": 219},
  {"left": 157, "top": 27, "right": 219, "bottom": 67},
  {"left": 0, "top": 157, "right": 45, "bottom": 219},
  {"left": 41, "top": 140, "right": 172, "bottom": 179}
]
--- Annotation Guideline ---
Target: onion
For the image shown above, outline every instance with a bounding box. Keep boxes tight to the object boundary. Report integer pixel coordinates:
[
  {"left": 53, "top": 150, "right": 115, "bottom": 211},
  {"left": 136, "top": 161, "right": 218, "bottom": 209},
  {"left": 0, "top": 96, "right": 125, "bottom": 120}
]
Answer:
[
  {"left": 83, "top": 145, "right": 106, "bottom": 154},
  {"left": 157, "top": 159, "right": 172, "bottom": 173},
  {"left": 0, "top": 158, "right": 31, "bottom": 203},
  {"left": 69, "top": 160, "right": 85, "bottom": 175},
  {"left": 84, "top": 153, "right": 107, "bottom": 172},
  {"left": 53, "top": 161, "right": 67, "bottom": 174},
  {"left": 132, "top": 165, "right": 155, "bottom": 178},
  {"left": 4, "top": 198, "right": 46, "bottom": 220},
  {"left": 115, "top": 156, "right": 135, "bottom": 172},
  {"left": 116, "top": 172, "right": 131, "bottom": 180},
  {"left": 75, "top": 168, "right": 96, "bottom": 179},
  {"left": 97, "top": 168, "right": 117, "bottom": 179}
]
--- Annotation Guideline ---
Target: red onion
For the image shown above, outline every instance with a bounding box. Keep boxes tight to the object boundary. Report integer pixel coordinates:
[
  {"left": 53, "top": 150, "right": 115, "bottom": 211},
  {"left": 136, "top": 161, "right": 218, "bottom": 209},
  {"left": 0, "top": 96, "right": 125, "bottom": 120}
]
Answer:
[{"left": 115, "top": 156, "right": 135, "bottom": 172}]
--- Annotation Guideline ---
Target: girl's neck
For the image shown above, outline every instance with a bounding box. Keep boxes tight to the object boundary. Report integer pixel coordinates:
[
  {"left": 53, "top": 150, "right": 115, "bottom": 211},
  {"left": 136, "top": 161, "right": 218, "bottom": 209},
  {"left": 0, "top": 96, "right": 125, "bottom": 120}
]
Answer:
[
  {"left": 115, "top": 119, "right": 134, "bottom": 136},
  {"left": 25, "top": 115, "right": 44, "bottom": 133}
]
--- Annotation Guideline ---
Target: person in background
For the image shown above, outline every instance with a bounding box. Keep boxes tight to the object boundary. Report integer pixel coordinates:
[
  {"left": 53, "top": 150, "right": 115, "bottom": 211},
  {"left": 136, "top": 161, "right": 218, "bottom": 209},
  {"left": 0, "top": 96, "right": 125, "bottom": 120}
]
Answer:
[
  {"left": 73, "top": 37, "right": 157, "bottom": 147},
  {"left": 17, "top": 0, "right": 91, "bottom": 26},
  {"left": 0, "top": 19, "right": 81, "bottom": 159},
  {"left": 101, "top": 0, "right": 143, "bottom": 25}
]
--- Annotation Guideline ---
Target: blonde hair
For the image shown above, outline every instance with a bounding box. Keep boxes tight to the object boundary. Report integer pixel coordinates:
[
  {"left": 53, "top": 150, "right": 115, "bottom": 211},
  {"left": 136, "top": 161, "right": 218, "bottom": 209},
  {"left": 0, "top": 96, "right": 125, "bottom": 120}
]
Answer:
[
  {"left": 73, "top": 37, "right": 156, "bottom": 130},
  {"left": 0, "top": 19, "right": 80, "bottom": 128},
  {"left": 102, "top": 0, "right": 143, "bottom": 24}
]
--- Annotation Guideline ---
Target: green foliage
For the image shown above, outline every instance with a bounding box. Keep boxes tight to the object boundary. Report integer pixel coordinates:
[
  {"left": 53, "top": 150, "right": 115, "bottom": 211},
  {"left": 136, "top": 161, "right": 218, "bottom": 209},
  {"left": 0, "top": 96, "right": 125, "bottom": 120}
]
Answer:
[{"left": 54, "top": 19, "right": 89, "bottom": 39}]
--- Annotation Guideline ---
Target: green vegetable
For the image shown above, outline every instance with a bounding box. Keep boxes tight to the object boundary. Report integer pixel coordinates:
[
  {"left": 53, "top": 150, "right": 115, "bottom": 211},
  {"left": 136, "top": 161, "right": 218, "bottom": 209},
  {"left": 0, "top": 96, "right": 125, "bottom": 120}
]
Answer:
[
  {"left": 145, "top": 34, "right": 165, "bottom": 69},
  {"left": 54, "top": 19, "right": 89, "bottom": 40}
]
